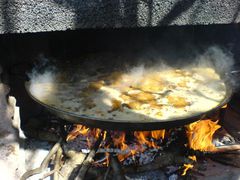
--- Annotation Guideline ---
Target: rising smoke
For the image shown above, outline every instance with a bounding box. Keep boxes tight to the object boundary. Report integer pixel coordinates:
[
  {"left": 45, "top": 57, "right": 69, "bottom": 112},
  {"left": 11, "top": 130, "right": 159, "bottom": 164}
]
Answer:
[
  {"left": 27, "top": 46, "right": 236, "bottom": 96},
  {"left": 27, "top": 55, "right": 57, "bottom": 99}
]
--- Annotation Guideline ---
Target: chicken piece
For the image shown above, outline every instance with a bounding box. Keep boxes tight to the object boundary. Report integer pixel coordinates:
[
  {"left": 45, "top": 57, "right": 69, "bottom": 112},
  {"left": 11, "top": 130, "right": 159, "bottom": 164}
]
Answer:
[
  {"left": 167, "top": 95, "right": 189, "bottom": 108},
  {"left": 106, "top": 72, "right": 123, "bottom": 85},
  {"left": 129, "top": 92, "right": 155, "bottom": 102},
  {"left": 125, "top": 101, "right": 142, "bottom": 110},
  {"left": 177, "top": 80, "right": 188, "bottom": 88},
  {"left": 88, "top": 80, "right": 105, "bottom": 90},
  {"left": 136, "top": 77, "right": 165, "bottom": 92},
  {"left": 79, "top": 84, "right": 98, "bottom": 98},
  {"left": 174, "top": 69, "right": 192, "bottom": 77},
  {"left": 149, "top": 100, "right": 163, "bottom": 109},
  {"left": 155, "top": 111, "right": 163, "bottom": 117},
  {"left": 120, "top": 94, "right": 131, "bottom": 101},
  {"left": 110, "top": 99, "right": 122, "bottom": 112},
  {"left": 120, "top": 86, "right": 133, "bottom": 93}
]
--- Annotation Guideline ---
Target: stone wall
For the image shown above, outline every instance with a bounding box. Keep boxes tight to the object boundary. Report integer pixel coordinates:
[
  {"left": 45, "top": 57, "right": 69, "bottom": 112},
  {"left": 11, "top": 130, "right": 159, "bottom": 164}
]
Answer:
[{"left": 0, "top": 0, "right": 240, "bottom": 34}]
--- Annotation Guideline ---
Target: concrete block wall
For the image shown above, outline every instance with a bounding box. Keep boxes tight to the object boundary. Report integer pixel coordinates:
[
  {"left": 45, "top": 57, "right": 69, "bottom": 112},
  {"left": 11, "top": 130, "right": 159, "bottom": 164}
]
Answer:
[{"left": 0, "top": 0, "right": 240, "bottom": 34}]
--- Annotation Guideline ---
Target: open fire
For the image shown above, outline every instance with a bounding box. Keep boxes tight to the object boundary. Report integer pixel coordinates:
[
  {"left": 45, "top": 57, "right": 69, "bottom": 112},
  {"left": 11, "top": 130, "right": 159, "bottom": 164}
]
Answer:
[
  {"left": 67, "top": 125, "right": 166, "bottom": 164},
  {"left": 65, "top": 115, "right": 222, "bottom": 175},
  {"left": 20, "top": 83, "right": 240, "bottom": 180},
  {"left": 19, "top": 46, "right": 240, "bottom": 179}
]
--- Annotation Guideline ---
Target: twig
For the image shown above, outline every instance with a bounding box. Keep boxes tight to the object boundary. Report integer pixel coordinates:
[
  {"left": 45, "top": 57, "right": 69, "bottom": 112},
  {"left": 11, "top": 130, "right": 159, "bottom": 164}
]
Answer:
[
  {"left": 20, "top": 139, "right": 62, "bottom": 180},
  {"left": 54, "top": 146, "right": 63, "bottom": 180},
  {"left": 78, "top": 147, "right": 163, "bottom": 155},
  {"left": 95, "top": 147, "right": 161, "bottom": 154},
  {"left": 40, "top": 169, "right": 57, "bottom": 180},
  {"left": 110, "top": 155, "right": 126, "bottom": 180},
  {"left": 75, "top": 133, "right": 103, "bottom": 180}
]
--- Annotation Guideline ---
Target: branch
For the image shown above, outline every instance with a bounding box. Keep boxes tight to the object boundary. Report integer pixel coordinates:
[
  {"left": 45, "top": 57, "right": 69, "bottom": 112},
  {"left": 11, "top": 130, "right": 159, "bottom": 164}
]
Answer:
[
  {"left": 20, "top": 139, "right": 62, "bottom": 180},
  {"left": 59, "top": 151, "right": 87, "bottom": 180},
  {"left": 75, "top": 133, "right": 103, "bottom": 180},
  {"left": 215, "top": 144, "right": 240, "bottom": 153},
  {"left": 54, "top": 146, "right": 63, "bottom": 180}
]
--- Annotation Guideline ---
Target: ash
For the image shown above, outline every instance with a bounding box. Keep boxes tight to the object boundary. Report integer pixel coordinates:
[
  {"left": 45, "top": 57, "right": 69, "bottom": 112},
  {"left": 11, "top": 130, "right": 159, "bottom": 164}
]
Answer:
[
  {"left": 123, "top": 149, "right": 158, "bottom": 166},
  {"left": 126, "top": 170, "right": 167, "bottom": 180}
]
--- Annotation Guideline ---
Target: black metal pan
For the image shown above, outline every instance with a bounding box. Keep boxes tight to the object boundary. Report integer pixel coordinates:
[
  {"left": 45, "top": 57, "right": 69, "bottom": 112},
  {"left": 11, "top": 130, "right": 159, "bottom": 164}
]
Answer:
[{"left": 25, "top": 76, "right": 233, "bottom": 131}]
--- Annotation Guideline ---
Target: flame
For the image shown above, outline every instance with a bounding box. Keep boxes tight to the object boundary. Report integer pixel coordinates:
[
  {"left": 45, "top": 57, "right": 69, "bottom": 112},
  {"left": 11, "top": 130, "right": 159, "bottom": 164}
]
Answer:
[
  {"left": 151, "top": 130, "right": 165, "bottom": 140},
  {"left": 66, "top": 125, "right": 89, "bottom": 141},
  {"left": 67, "top": 118, "right": 220, "bottom": 165},
  {"left": 112, "top": 131, "right": 130, "bottom": 162},
  {"left": 186, "top": 119, "right": 221, "bottom": 152},
  {"left": 188, "top": 155, "right": 197, "bottom": 162},
  {"left": 67, "top": 125, "right": 104, "bottom": 149},
  {"left": 182, "top": 164, "right": 194, "bottom": 176},
  {"left": 134, "top": 130, "right": 165, "bottom": 148},
  {"left": 67, "top": 125, "right": 166, "bottom": 163}
]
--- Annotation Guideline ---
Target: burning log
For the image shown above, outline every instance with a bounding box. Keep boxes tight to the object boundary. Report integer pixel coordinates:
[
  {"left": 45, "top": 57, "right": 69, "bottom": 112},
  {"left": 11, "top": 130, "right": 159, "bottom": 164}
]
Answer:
[{"left": 20, "top": 139, "right": 62, "bottom": 180}]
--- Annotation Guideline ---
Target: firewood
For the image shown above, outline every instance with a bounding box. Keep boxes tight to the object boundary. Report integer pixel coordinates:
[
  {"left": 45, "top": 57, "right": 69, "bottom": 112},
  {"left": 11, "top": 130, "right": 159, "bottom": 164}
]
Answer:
[
  {"left": 59, "top": 151, "right": 87, "bottom": 180},
  {"left": 86, "top": 151, "right": 192, "bottom": 179},
  {"left": 122, "top": 151, "right": 192, "bottom": 174},
  {"left": 215, "top": 144, "right": 240, "bottom": 153},
  {"left": 20, "top": 139, "right": 62, "bottom": 180},
  {"left": 75, "top": 133, "right": 103, "bottom": 180},
  {"left": 54, "top": 146, "right": 63, "bottom": 180}
]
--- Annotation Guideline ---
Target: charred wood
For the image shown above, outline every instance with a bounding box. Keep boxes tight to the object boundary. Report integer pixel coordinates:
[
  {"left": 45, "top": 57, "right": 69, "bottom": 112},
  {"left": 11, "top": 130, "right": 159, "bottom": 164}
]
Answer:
[{"left": 122, "top": 151, "right": 192, "bottom": 174}]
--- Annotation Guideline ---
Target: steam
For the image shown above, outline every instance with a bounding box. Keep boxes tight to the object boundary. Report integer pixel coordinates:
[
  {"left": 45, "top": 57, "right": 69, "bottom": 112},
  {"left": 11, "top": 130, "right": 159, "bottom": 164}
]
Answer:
[
  {"left": 27, "top": 55, "right": 56, "bottom": 98},
  {"left": 27, "top": 46, "right": 236, "bottom": 96},
  {"left": 195, "top": 46, "right": 234, "bottom": 74},
  {"left": 28, "top": 55, "right": 56, "bottom": 83}
]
